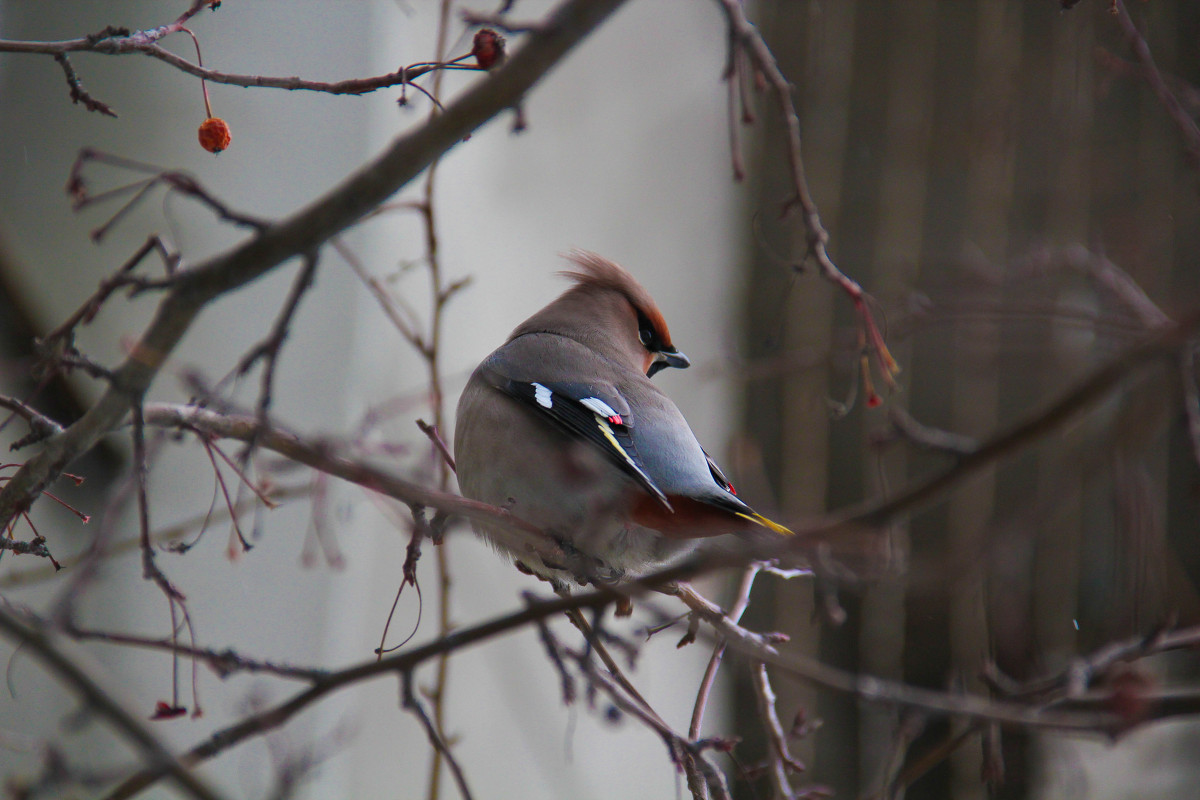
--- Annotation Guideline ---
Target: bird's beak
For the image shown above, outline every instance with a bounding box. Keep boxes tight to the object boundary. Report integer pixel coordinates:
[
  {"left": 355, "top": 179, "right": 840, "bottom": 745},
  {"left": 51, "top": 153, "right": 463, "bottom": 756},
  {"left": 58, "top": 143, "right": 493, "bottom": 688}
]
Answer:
[{"left": 647, "top": 347, "right": 690, "bottom": 377}]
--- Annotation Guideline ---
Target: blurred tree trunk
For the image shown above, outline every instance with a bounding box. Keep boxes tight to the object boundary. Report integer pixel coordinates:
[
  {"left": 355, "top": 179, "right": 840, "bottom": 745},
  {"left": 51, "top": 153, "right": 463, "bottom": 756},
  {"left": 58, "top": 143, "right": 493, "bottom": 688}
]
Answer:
[
  {"left": 736, "top": 0, "right": 856, "bottom": 793},
  {"left": 740, "top": 2, "right": 1200, "bottom": 798}
]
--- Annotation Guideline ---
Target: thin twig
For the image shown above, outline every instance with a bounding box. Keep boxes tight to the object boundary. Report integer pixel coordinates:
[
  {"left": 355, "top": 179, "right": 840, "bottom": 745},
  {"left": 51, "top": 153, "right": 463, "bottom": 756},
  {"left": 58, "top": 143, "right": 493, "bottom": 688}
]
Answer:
[
  {"left": 0, "top": 483, "right": 309, "bottom": 590},
  {"left": 53, "top": 52, "right": 117, "bottom": 116},
  {"left": 0, "top": 605, "right": 228, "bottom": 800},
  {"left": 69, "top": 150, "right": 269, "bottom": 233},
  {"left": 236, "top": 252, "right": 320, "bottom": 438},
  {"left": 0, "top": 395, "right": 65, "bottom": 446},
  {"left": 403, "top": 671, "right": 475, "bottom": 800},
  {"left": 886, "top": 720, "right": 977, "bottom": 798},
  {"left": 39, "top": 235, "right": 179, "bottom": 354},
  {"left": 132, "top": 403, "right": 198, "bottom": 718},
  {"left": 530, "top": 604, "right": 576, "bottom": 704},
  {"left": 1095, "top": 46, "right": 1200, "bottom": 120},
  {"left": 723, "top": 27, "right": 745, "bottom": 182},
  {"left": 131, "top": 404, "right": 183, "bottom": 604},
  {"left": 418, "top": 6, "right": 464, "bottom": 793},
  {"left": 984, "top": 625, "right": 1200, "bottom": 702},
  {"left": 816, "top": 305, "right": 1200, "bottom": 537},
  {"left": 581, "top": 660, "right": 734, "bottom": 800},
  {"left": 564, "top": 606, "right": 665, "bottom": 729},
  {"left": 1112, "top": 0, "right": 1200, "bottom": 166},
  {"left": 461, "top": 11, "right": 543, "bottom": 34},
  {"left": 689, "top": 567, "right": 758, "bottom": 736},
  {"left": 1017, "top": 245, "right": 1170, "bottom": 329},
  {"left": 879, "top": 406, "right": 978, "bottom": 458},
  {"left": 140, "top": 403, "right": 568, "bottom": 567},
  {"left": 99, "top": 589, "right": 616, "bottom": 800},
  {"left": 64, "top": 624, "right": 329, "bottom": 682},
  {"left": 195, "top": 436, "right": 252, "bottom": 553},
  {"left": 336, "top": 238, "right": 424, "bottom": 349},
  {"left": 663, "top": 585, "right": 1128, "bottom": 734},
  {"left": 752, "top": 662, "right": 804, "bottom": 799},
  {"left": 682, "top": 567, "right": 764, "bottom": 798},
  {"left": 714, "top": 0, "right": 899, "bottom": 392},
  {"left": 0, "top": 7, "right": 486, "bottom": 112},
  {"left": 0, "top": 536, "right": 55, "bottom": 559},
  {"left": 416, "top": 419, "right": 456, "bottom": 473}
]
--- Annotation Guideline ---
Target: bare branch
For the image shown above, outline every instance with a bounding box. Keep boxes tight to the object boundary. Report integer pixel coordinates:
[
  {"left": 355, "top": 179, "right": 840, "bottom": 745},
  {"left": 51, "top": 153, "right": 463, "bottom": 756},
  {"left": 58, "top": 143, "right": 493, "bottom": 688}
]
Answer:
[
  {"left": 68, "top": 150, "right": 269, "bottom": 234},
  {"left": 0, "top": 605, "right": 229, "bottom": 800},
  {"left": 416, "top": 418, "right": 456, "bottom": 473},
  {"left": 582, "top": 664, "right": 734, "bottom": 800},
  {"left": 877, "top": 406, "right": 979, "bottom": 458},
  {"left": 131, "top": 404, "right": 184, "bottom": 605},
  {"left": 39, "top": 235, "right": 179, "bottom": 357},
  {"left": 56, "top": 621, "right": 327, "bottom": 682},
  {"left": 823, "top": 305, "right": 1200, "bottom": 536},
  {"left": 235, "top": 252, "right": 321, "bottom": 434},
  {"left": 53, "top": 53, "right": 117, "bottom": 116},
  {"left": 752, "top": 662, "right": 804, "bottom": 799},
  {"left": 402, "top": 671, "right": 475, "bottom": 800},
  {"left": 0, "top": 0, "right": 630, "bottom": 531},
  {"left": 141, "top": 45, "right": 480, "bottom": 95},
  {"left": 563, "top": 605, "right": 664, "bottom": 731},
  {"left": 336, "top": 237, "right": 425, "bottom": 349},
  {"left": 0, "top": 536, "right": 56, "bottom": 559},
  {"left": 461, "top": 11, "right": 543, "bottom": 35},
  {"left": 689, "top": 565, "right": 760, "bottom": 739},
  {"left": 0, "top": 6, "right": 487, "bottom": 101},
  {"left": 714, "top": 0, "right": 899, "bottom": 393},
  {"left": 664, "top": 584, "right": 1122, "bottom": 734},
  {"left": 1112, "top": 0, "right": 1200, "bottom": 166},
  {"left": 1018, "top": 245, "right": 1170, "bottom": 330},
  {"left": 986, "top": 625, "right": 1200, "bottom": 703},
  {"left": 0, "top": 483, "right": 309, "bottom": 591},
  {"left": 99, "top": 589, "right": 615, "bottom": 800},
  {"left": 1095, "top": 46, "right": 1200, "bottom": 120},
  {"left": 139, "top": 402, "right": 567, "bottom": 568},
  {"left": 0, "top": 395, "right": 65, "bottom": 448},
  {"left": 0, "top": 1, "right": 206, "bottom": 55}
]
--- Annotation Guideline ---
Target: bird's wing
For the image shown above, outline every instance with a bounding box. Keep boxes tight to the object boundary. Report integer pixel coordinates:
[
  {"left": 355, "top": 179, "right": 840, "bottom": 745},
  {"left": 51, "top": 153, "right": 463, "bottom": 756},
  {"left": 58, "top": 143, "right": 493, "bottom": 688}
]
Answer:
[
  {"left": 697, "top": 448, "right": 791, "bottom": 534},
  {"left": 478, "top": 362, "right": 673, "bottom": 511},
  {"left": 622, "top": 391, "right": 793, "bottom": 535}
]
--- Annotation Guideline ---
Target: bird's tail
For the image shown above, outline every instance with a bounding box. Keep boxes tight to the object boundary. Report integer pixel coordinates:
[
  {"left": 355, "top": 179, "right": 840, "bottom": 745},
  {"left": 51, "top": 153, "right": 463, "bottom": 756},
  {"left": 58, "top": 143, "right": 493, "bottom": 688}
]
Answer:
[{"left": 736, "top": 511, "right": 792, "bottom": 536}]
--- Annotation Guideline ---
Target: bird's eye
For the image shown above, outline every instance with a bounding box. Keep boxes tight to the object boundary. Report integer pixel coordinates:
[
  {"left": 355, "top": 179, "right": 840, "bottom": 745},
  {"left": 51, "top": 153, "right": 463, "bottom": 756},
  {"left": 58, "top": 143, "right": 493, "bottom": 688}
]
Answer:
[{"left": 638, "top": 327, "right": 653, "bottom": 347}]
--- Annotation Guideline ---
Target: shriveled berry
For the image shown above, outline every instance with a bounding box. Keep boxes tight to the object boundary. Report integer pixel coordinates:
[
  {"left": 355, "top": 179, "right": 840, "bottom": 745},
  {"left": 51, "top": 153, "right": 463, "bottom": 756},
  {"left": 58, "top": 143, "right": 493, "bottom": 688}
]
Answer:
[
  {"left": 472, "top": 28, "right": 506, "bottom": 70},
  {"left": 198, "top": 116, "right": 231, "bottom": 153}
]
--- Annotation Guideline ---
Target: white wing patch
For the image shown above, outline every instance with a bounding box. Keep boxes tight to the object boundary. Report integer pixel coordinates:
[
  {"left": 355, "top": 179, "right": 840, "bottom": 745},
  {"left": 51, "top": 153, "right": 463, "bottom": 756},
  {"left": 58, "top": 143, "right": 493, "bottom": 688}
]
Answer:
[
  {"left": 579, "top": 396, "right": 618, "bottom": 419},
  {"left": 532, "top": 382, "right": 554, "bottom": 409}
]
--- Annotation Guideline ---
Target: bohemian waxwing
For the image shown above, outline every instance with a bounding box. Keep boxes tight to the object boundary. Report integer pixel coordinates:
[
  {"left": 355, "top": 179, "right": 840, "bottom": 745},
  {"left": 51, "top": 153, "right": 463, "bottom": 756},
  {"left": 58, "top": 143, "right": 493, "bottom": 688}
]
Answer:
[{"left": 454, "top": 252, "right": 790, "bottom": 587}]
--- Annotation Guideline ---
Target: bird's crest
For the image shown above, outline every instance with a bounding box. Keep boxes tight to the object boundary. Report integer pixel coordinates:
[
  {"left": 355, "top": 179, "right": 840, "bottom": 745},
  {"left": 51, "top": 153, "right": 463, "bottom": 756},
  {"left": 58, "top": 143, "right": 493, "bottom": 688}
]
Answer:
[{"left": 559, "top": 250, "right": 674, "bottom": 349}]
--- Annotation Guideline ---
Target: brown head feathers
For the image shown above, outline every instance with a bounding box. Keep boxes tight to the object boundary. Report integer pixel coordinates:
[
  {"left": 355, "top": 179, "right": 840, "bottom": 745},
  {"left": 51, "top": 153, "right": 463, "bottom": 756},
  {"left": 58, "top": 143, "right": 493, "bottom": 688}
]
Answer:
[{"left": 558, "top": 250, "right": 674, "bottom": 349}]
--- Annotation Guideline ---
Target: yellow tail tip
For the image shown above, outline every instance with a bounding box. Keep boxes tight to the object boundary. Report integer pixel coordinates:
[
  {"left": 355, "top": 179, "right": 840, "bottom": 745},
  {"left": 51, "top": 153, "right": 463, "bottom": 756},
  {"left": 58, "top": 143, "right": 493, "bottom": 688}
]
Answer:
[{"left": 738, "top": 511, "right": 793, "bottom": 536}]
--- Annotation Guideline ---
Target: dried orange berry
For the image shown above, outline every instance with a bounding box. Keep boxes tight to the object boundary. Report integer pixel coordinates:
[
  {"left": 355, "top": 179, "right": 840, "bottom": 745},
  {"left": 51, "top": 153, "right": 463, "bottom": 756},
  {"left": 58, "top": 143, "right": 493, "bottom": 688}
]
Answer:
[
  {"left": 472, "top": 28, "right": 506, "bottom": 70},
  {"left": 198, "top": 116, "right": 231, "bottom": 153}
]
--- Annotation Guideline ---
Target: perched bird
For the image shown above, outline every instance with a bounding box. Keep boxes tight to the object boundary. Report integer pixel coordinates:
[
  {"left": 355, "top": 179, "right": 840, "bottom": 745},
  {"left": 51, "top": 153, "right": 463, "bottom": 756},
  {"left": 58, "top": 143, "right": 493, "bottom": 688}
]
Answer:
[{"left": 454, "top": 252, "right": 790, "bottom": 587}]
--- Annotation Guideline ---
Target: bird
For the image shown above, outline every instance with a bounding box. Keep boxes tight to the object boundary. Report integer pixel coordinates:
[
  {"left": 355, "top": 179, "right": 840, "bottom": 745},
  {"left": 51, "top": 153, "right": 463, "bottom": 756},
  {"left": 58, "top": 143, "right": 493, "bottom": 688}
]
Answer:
[{"left": 453, "top": 251, "right": 790, "bottom": 588}]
